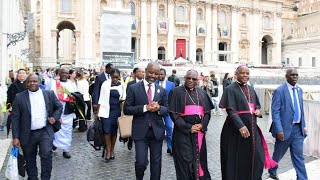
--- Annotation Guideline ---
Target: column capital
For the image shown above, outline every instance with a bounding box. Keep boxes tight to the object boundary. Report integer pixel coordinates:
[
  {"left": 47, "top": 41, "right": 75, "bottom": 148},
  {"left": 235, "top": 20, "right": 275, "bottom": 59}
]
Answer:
[
  {"left": 212, "top": 3, "right": 218, "bottom": 9},
  {"left": 205, "top": 3, "right": 212, "bottom": 9},
  {"left": 151, "top": 0, "right": 157, "bottom": 3},
  {"left": 251, "top": 8, "right": 260, "bottom": 14},
  {"left": 168, "top": 0, "right": 175, "bottom": 5},
  {"left": 190, "top": 0, "right": 197, "bottom": 7},
  {"left": 141, "top": 0, "right": 147, "bottom": 3},
  {"left": 231, "top": 6, "right": 239, "bottom": 12}
]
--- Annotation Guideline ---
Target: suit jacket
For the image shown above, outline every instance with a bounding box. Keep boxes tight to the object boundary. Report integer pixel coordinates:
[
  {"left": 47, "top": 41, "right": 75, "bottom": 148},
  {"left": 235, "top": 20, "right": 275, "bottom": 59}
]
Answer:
[
  {"left": 270, "top": 83, "right": 306, "bottom": 140},
  {"left": 11, "top": 90, "right": 63, "bottom": 145},
  {"left": 92, "top": 73, "right": 107, "bottom": 105},
  {"left": 124, "top": 81, "right": 169, "bottom": 141},
  {"left": 155, "top": 80, "right": 175, "bottom": 97},
  {"left": 126, "top": 80, "right": 138, "bottom": 93}
]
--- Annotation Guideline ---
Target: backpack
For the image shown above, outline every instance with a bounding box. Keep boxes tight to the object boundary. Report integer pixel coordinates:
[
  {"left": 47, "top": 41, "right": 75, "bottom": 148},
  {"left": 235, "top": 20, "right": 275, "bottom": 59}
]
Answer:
[{"left": 87, "top": 116, "right": 105, "bottom": 153}]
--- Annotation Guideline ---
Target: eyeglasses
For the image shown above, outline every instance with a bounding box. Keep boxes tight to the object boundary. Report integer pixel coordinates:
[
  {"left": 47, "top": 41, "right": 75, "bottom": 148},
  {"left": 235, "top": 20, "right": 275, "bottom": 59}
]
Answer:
[
  {"left": 289, "top": 74, "right": 298, "bottom": 76},
  {"left": 186, "top": 77, "right": 198, "bottom": 81}
]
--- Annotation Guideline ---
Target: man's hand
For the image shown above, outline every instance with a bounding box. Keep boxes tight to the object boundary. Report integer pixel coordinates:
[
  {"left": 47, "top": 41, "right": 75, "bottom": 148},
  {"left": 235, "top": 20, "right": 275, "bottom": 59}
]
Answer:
[
  {"left": 191, "top": 125, "right": 199, "bottom": 133},
  {"left": 254, "top": 109, "right": 262, "bottom": 117},
  {"left": 93, "top": 104, "right": 98, "bottom": 114},
  {"left": 277, "top": 132, "right": 285, "bottom": 141},
  {"left": 147, "top": 102, "right": 160, "bottom": 112},
  {"left": 48, "top": 117, "right": 56, "bottom": 124},
  {"left": 239, "top": 126, "right": 250, "bottom": 138},
  {"left": 12, "top": 138, "right": 20, "bottom": 147},
  {"left": 194, "top": 124, "right": 203, "bottom": 131}
]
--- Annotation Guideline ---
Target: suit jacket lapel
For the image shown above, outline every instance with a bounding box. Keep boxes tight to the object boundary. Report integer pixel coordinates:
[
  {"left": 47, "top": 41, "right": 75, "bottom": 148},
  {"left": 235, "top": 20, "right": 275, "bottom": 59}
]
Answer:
[
  {"left": 24, "top": 91, "right": 31, "bottom": 114},
  {"left": 138, "top": 81, "right": 149, "bottom": 104},
  {"left": 42, "top": 90, "right": 50, "bottom": 116},
  {"left": 153, "top": 84, "right": 160, "bottom": 102},
  {"left": 284, "top": 85, "right": 294, "bottom": 111}
]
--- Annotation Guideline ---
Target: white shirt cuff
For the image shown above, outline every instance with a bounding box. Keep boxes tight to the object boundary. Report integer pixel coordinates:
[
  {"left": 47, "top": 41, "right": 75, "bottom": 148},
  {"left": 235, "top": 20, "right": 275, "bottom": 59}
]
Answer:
[{"left": 143, "top": 105, "right": 147, "bottom": 112}]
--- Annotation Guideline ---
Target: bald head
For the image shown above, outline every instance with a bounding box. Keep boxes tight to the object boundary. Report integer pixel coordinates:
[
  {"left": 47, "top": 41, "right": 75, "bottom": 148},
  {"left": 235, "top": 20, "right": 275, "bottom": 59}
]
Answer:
[
  {"left": 235, "top": 65, "right": 250, "bottom": 84},
  {"left": 26, "top": 73, "right": 40, "bottom": 92},
  {"left": 285, "top": 68, "right": 299, "bottom": 86},
  {"left": 185, "top": 69, "right": 198, "bottom": 89},
  {"left": 145, "top": 62, "right": 160, "bottom": 83},
  {"left": 286, "top": 68, "right": 298, "bottom": 76}
]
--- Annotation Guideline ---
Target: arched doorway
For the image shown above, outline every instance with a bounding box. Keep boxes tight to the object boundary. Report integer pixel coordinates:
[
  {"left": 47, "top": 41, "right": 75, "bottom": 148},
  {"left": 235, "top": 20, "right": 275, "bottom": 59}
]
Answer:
[
  {"left": 261, "top": 35, "right": 273, "bottom": 65},
  {"left": 158, "top": 47, "right": 165, "bottom": 60},
  {"left": 56, "top": 21, "right": 76, "bottom": 65},
  {"left": 196, "top": 48, "right": 203, "bottom": 63}
]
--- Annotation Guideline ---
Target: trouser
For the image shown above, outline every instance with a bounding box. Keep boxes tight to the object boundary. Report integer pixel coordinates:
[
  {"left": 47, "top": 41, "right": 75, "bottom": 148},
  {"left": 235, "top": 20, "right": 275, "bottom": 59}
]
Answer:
[{"left": 21, "top": 128, "right": 53, "bottom": 180}]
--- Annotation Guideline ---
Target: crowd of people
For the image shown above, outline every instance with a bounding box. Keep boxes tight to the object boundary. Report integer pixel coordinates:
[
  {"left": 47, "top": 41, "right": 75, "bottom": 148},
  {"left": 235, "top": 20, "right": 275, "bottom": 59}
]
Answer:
[{"left": 1, "top": 62, "right": 308, "bottom": 180}]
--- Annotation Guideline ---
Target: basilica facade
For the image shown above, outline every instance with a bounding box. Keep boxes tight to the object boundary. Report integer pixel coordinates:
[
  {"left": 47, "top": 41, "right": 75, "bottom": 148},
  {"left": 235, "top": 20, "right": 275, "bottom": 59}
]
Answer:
[{"left": 31, "top": 0, "right": 283, "bottom": 68}]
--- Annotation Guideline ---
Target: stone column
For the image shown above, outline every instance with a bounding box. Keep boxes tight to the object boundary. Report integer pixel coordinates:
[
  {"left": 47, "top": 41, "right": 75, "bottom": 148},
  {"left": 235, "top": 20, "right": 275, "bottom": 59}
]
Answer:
[
  {"left": 249, "top": 9, "right": 260, "bottom": 64},
  {"left": 140, "top": 0, "right": 147, "bottom": 59},
  {"left": 42, "top": 0, "right": 52, "bottom": 65},
  {"left": 83, "top": 0, "right": 93, "bottom": 66},
  {"left": 274, "top": 12, "right": 282, "bottom": 65},
  {"left": 204, "top": 3, "right": 212, "bottom": 63},
  {"left": 75, "top": 31, "right": 81, "bottom": 66},
  {"left": 167, "top": 0, "right": 175, "bottom": 61},
  {"left": 51, "top": 30, "right": 58, "bottom": 65},
  {"left": 189, "top": 0, "right": 197, "bottom": 63},
  {"left": 150, "top": 0, "right": 158, "bottom": 59},
  {"left": 212, "top": 4, "right": 218, "bottom": 62},
  {"left": 231, "top": 6, "right": 239, "bottom": 64},
  {"left": 115, "top": 0, "right": 123, "bottom": 9}
]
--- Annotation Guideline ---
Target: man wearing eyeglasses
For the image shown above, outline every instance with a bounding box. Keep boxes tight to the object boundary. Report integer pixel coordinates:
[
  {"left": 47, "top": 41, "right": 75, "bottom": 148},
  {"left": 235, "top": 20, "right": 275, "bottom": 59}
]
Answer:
[
  {"left": 268, "top": 68, "right": 308, "bottom": 180},
  {"left": 168, "top": 70, "right": 214, "bottom": 179}
]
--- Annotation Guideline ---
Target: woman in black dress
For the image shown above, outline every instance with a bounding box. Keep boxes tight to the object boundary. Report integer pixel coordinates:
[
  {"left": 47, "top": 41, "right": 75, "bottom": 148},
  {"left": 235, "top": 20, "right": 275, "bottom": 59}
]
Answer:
[{"left": 98, "top": 68, "right": 126, "bottom": 161}]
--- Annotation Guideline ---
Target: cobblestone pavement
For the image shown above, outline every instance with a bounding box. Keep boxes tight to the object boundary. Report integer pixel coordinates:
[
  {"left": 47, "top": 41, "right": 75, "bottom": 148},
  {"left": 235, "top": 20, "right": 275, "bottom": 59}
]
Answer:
[{"left": 0, "top": 113, "right": 317, "bottom": 180}]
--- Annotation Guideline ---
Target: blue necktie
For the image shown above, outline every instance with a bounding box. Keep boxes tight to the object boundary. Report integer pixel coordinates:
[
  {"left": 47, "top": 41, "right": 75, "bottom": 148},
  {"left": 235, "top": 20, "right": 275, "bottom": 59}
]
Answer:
[{"left": 292, "top": 87, "right": 299, "bottom": 123}]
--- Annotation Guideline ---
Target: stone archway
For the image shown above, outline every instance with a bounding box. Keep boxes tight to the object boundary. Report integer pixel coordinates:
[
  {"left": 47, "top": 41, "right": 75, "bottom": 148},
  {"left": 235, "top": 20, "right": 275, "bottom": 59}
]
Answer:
[
  {"left": 261, "top": 35, "right": 273, "bottom": 65},
  {"left": 56, "top": 21, "right": 76, "bottom": 65}
]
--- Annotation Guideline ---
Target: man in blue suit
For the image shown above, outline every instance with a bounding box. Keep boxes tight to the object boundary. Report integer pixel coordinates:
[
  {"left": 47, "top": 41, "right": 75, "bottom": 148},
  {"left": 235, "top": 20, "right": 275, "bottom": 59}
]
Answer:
[
  {"left": 156, "top": 68, "right": 175, "bottom": 155},
  {"left": 124, "top": 62, "right": 169, "bottom": 180},
  {"left": 269, "top": 68, "right": 308, "bottom": 180},
  {"left": 92, "top": 63, "right": 114, "bottom": 114},
  {"left": 11, "top": 74, "right": 63, "bottom": 180}
]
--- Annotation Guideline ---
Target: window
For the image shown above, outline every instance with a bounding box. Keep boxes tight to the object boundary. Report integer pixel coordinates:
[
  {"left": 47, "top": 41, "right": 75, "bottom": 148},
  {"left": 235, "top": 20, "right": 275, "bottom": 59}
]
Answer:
[
  {"left": 299, "top": 57, "right": 302, "bottom": 66},
  {"left": 129, "top": 2, "right": 135, "bottom": 16},
  {"left": 219, "top": 11, "right": 226, "bottom": 25},
  {"left": 196, "top": 9, "right": 202, "bottom": 20},
  {"left": 177, "top": 6, "right": 185, "bottom": 21},
  {"left": 312, "top": 57, "right": 316, "bottom": 67},
  {"left": 158, "top": 47, "right": 165, "bottom": 60},
  {"left": 159, "top": 5, "right": 165, "bottom": 17},
  {"left": 61, "top": 0, "right": 72, "bottom": 12},
  {"left": 264, "top": 16, "right": 271, "bottom": 29},
  {"left": 287, "top": 58, "right": 290, "bottom": 65}
]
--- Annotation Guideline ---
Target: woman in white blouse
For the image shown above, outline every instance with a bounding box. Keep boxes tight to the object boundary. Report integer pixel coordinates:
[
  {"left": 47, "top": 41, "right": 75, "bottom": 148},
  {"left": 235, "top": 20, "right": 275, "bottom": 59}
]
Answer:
[
  {"left": 76, "top": 71, "right": 92, "bottom": 128},
  {"left": 98, "top": 68, "right": 126, "bottom": 161}
]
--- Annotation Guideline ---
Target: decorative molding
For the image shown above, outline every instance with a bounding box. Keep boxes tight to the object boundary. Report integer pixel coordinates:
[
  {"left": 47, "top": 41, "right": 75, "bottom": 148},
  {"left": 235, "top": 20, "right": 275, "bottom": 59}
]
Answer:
[
  {"left": 190, "top": 0, "right": 197, "bottom": 7},
  {"left": 276, "top": 12, "right": 283, "bottom": 18},
  {"left": 168, "top": 0, "right": 175, "bottom": 5},
  {"left": 205, "top": 3, "right": 212, "bottom": 9},
  {"left": 212, "top": 3, "right": 218, "bottom": 9}
]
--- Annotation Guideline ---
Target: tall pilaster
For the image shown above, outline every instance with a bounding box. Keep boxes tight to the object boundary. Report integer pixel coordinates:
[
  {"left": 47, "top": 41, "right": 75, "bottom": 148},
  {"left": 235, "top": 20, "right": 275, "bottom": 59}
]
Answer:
[
  {"left": 249, "top": 9, "right": 260, "bottom": 64},
  {"left": 189, "top": 0, "right": 197, "bottom": 63},
  {"left": 83, "top": 0, "right": 93, "bottom": 65},
  {"left": 212, "top": 4, "right": 218, "bottom": 62},
  {"left": 42, "top": 0, "right": 52, "bottom": 63},
  {"left": 231, "top": 6, "right": 239, "bottom": 63},
  {"left": 274, "top": 12, "right": 282, "bottom": 65},
  {"left": 204, "top": 3, "right": 212, "bottom": 63},
  {"left": 51, "top": 30, "right": 58, "bottom": 62},
  {"left": 140, "top": 0, "right": 147, "bottom": 59},
  {"left": 150, "top": 0, "right": 158, "bottom": 59},
  {"left": 75, "top": 31, "right": 81, "bottom": 66},
  {"left": 167, "top": 0, "right": 175, "bottom": 61}
]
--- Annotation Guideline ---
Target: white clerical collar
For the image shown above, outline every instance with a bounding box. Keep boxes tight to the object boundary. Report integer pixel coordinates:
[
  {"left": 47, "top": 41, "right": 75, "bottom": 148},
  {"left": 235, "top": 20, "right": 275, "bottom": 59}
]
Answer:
[{"left": 28, "top": 88, "right": 42, "bottom": 95}]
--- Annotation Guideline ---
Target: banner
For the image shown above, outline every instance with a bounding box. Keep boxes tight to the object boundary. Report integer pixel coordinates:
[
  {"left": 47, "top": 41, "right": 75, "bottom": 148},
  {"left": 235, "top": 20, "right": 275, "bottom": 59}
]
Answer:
[{"left": 102, "top": 52, "right": 134, "bottom": 69}]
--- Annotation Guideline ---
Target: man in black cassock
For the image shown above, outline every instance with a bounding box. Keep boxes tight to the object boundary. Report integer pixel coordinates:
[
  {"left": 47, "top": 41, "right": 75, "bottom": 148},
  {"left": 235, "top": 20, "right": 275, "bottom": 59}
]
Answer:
[
  {"left": 169, "top": 70, "right": 214, "bottom": 180},
  {"left": 219, "top": 65, "right": 265, "bottom": 180}
]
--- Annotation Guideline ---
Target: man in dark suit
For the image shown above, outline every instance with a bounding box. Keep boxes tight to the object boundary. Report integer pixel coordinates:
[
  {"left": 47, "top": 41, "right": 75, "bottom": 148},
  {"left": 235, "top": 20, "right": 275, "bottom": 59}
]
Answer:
[
  {"left": 155, "top": 68, "right": 175, "bottom": 155},
  {"left": 168, "top": 69, "right": 180, "bottom": 87},
  {"left": 11, "top": 74, "right": 63, "bottom": 180},
  {"left": 124, "top": 62, "right": 169, "bottom": 180},
  {"left": 269, "top": 68, "right": 308, "bottom": 180},
  {"left": 92, "top": 63, "right": 114, "bottom": 114},
  {"left": 126, "top": 67, "right": 145, "bottom": 150}
]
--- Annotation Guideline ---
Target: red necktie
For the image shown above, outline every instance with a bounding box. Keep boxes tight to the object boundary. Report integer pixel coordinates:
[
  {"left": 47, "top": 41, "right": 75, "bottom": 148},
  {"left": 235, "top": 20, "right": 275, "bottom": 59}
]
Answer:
[{"left": 147, "top": 84, "right": 152, "bottom": 103}]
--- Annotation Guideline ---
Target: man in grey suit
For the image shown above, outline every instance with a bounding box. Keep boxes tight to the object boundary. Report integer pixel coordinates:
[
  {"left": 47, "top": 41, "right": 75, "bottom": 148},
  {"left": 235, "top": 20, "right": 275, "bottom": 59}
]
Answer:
[{"left": 11, "top": 74, "right": 63, "bottom": 180}]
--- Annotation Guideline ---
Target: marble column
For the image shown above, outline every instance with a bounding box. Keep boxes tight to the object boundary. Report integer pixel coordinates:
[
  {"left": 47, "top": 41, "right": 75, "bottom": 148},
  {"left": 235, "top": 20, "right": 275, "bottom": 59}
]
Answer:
[
  {"left": 274, "top": 12, "right": 282, "bottom": 65},
  {"left": 231, "top": 6, "right": 239, "bottom": 64},
  {"left": 204, "top": 3, "right": 212, "bottom": 63},
  {"left": 189, "top": 0, "right": 197, "bottom": 63},
  {"left": 83, "top": 0, "right": 93, "bottom": 66},
  {"left": 42, "top": 0, "right": 52, "bottom": 65},
  {"left": 212, "top": 4, "right": 218, "bottom": 62},
  {"left": 249, "top": 9, "right": 260, "bottom": 64},
  {"left": 140, "top": 0, "right": 147, "bottom": 59},
  {"left": 150, "top": 0, "right": 158, "bottom": 59},
  {"left": 167, "top": 0, "right": 175, "bottom": 61},
  {"left": 51, "top": 30, "right": 58, "bottom": 64},
  {"left": 75, "top": 31, "right": 81, "bottom": 66}
]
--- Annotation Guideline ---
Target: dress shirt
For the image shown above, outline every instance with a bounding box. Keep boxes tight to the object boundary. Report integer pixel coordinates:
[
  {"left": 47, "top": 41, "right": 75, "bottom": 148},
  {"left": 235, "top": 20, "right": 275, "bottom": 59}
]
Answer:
[
  {"left": 286, "top": 82, "right": 301, "bottom": 123},
  {"left": 136, "top": 78, "right": 143, "bottom": 83},
  {"left": 143, "top": 79, "right": 155, "bottom": 112},
  {"left": 104, "top": 72, "right": 110, "bottom": 80},
  {"left": 29, "top": 89, "right": 47, "bottom": 130},
  {"left": 159, "top": 80, "right": 166, "bottom": 89}
]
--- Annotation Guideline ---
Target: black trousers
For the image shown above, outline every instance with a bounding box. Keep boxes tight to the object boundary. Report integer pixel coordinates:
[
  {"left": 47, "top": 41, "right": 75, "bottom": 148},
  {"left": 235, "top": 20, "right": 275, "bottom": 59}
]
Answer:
[
  {"left": 21, "top": 128, "right": 53, "bottom": 180},
  {"left": 85, "top": 100, "right": 91, "bottom": 120},
  {"left": 134, "top": 128, "right": 163, "bottom": 180}
]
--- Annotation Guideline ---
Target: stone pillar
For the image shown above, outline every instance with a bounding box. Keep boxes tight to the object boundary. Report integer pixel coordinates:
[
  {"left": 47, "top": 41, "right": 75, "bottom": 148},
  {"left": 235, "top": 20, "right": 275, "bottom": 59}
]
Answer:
[
  {"left": 140, "top": 0, "right": 147, "bottom": 59},
  {"left": 231, "top": 6, "right": 239, "bottom": 64},
  {"left": 249, "top": 9, "right": 260, "bottom": 64},
  {"left": 42, "top": 0, "right": 52, "bottom": 65},
  {"left": 83, "top": 0, "right": 93, "bottom": 66},
  {"left": 51, "top": 30, "right": 58, "bottom": 65},
  {"left": 274, "top": 12, "right": 282, "bottom": 65},
  {"left": 204, "top": 3, "right": 212, "bottom": 63},
  {"left": 75, "top": 31, "right": 81, "bottom": 66},
  {"left": 115, "top": 0, "right": 123, "bottom": 9},
  {"left": 212, "top": 4, "right": 218, "bottom": 62},
  {"left": 150, "top": 0, "right": 158, "bottom": 59},
  {"left": 167, "top": 0, "right": 175, "bottom": 61},
  {"left": 189, "top": 0, "right": 196, "bottom": 63}
]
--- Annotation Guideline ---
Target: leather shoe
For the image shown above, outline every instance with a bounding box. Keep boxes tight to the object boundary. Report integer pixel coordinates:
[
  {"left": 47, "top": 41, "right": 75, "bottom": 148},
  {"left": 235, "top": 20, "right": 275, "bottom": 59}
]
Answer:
[
  {"left": 269, "top": 173, "right": 279, "bottom": 180},
  {"left": 167, "top": 149, "right": 172, "bottom": 156},
  {"left": 52, "top": 145, "right": 57, "bottom": 151},
  {"left": 127, "top": 138, "right": 133, "bottom": 150},
  {"left": 63, "top": 152, "right": 71, "bottom": 159}
]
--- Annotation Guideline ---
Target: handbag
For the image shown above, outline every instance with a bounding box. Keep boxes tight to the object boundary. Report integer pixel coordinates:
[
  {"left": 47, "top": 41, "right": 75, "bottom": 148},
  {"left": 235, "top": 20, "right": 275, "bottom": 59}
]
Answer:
[
  {"left": 5, "top": 147, "right": 19, "bottom": 180},
  {"left": 87, "top": 116, "right": 105, "bottom": 151},
  {"left": 118, "top": 115, "right": 133, "bottom": 139}
]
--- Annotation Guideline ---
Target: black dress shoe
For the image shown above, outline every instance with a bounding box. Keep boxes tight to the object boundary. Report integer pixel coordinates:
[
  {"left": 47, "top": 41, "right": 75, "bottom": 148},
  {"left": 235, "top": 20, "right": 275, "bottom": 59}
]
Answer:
[
  {"left": 52, "top": 145, "right": 57, "bottom": 151},
  {"left": 63, "top": 152, "right": 71, "bottom": 159},
  {"left": 269, "top": 173, "right": 279, "bottom": 180},
  {"left": 167, "top": 149, "right": 172, "bottom": 156},
  {"left": 127, "top": 138, "right": 133, "bottom": 150}
]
